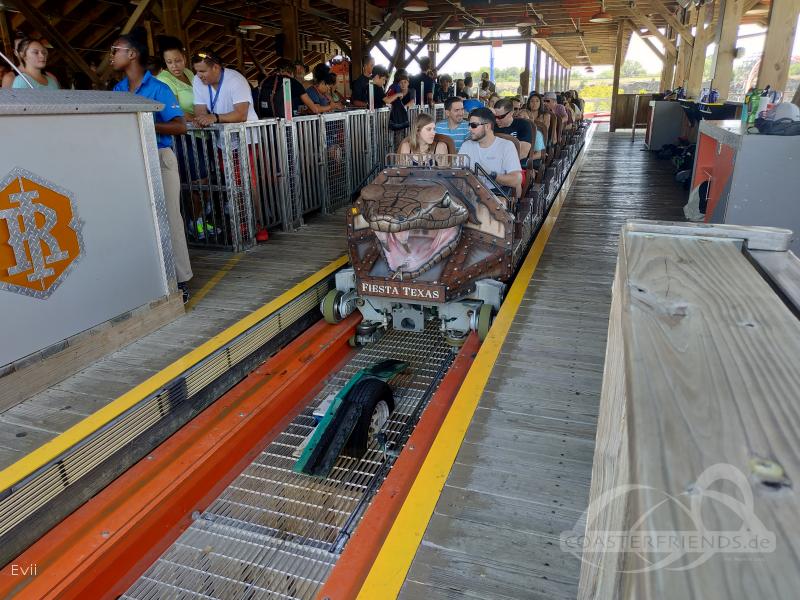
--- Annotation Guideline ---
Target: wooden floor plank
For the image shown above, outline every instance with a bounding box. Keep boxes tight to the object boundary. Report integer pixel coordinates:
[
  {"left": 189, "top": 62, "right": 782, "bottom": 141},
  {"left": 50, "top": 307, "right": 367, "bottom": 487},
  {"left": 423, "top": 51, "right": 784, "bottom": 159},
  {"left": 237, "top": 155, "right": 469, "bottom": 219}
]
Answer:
[
  {"left": 402, "top": 129, "right": 687, "bottom": 598},
  {"left": 0, "top": 213, "right": 347, "bottom": 470}
]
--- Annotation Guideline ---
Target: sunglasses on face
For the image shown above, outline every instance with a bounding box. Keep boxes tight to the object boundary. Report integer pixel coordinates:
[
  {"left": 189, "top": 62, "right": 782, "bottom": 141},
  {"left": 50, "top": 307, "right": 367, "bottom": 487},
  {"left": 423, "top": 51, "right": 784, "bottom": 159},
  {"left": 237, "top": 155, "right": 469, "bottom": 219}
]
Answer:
[
  {"left": 468, "top": 121, "right": 488, "bottom": 129},
  {"left": 495, "top": 111, "right": 511, "bottom": 119},
  {"left": 110, "top": 46, "right": 131, "bottom": 55}
]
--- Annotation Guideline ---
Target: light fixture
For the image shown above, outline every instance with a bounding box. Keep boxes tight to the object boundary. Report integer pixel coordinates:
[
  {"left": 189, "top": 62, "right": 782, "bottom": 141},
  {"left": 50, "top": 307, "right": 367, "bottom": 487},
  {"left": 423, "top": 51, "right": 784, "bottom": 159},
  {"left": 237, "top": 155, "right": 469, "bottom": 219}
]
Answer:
[
  {"left": 516, "top": 15, "right": 538, "bottom": 28},
  {"left": 589, "top": 1, "right": 614, "bottom": 23},
  {"left": 238, "top": 20, "right": 262, "bottom": 30},
  {"left": 404, "top": 0, "right": 429, "bottom": 12}
]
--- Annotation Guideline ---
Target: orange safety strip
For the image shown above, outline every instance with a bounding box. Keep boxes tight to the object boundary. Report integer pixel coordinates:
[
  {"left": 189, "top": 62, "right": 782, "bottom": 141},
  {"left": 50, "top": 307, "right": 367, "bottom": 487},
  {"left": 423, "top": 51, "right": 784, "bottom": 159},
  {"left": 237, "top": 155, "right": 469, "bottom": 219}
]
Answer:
[
  {"left": 316, "top": 333, "right": 481, "bottom": 600},
  {"left": 0, "top": 315, "right": 359, "bottom": 600}
]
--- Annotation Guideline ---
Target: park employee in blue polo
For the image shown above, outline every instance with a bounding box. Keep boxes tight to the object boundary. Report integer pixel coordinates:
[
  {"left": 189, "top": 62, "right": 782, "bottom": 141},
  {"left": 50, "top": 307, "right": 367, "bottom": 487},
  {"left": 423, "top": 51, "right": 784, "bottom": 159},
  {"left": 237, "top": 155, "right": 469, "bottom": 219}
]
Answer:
[{"left": 110, "top": 27, "right": 193, "bottom": 302}]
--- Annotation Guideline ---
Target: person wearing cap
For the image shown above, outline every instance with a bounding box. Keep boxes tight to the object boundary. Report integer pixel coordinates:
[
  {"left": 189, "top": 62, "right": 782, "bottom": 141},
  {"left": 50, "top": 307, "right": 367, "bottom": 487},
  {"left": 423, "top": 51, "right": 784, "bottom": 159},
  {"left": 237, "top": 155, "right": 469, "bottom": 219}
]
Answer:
[
  {"left": 351, "top": 55, "right": 375, "bottom": 108},
  {"left": 459, "top": 107, "right": 522, "bottom": 195},
  {"left": 192, "top": 50, "right": 257, "bottom": 126},
  {"left": 543, "top": 91, "right": 568, "bottom": 126}
]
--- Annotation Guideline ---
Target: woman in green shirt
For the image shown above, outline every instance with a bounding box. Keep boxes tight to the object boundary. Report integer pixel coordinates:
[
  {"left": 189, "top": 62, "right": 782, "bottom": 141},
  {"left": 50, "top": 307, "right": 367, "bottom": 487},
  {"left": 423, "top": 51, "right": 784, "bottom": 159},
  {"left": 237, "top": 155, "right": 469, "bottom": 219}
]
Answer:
[
  {"left": 156, "top": 36, "right": 215, "bottom": 241},
  {"left": 156, "top": 36, "right": 195, "bottom": 118}
]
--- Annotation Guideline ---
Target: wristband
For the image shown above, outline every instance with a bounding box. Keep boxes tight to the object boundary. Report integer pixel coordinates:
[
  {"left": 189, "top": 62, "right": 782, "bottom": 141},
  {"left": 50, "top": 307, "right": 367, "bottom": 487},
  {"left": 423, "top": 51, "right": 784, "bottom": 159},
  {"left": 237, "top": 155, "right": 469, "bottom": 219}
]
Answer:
[
  {"left": 213, "top": 112, "right": 219, "bottom": 123},
  {"left": 490, "top": 171, "right": 498, "bottom": 179}
]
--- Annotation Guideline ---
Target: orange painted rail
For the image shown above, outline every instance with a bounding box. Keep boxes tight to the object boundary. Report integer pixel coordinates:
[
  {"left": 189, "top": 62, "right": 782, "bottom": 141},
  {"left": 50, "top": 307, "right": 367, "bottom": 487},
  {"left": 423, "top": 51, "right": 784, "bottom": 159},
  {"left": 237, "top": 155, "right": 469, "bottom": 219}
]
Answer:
[
  {"left": 0, "top": 315, "right": 358, "bottom": 600},
  {"left": 316, "top": 333, "right": 480, "bottom": 600}
]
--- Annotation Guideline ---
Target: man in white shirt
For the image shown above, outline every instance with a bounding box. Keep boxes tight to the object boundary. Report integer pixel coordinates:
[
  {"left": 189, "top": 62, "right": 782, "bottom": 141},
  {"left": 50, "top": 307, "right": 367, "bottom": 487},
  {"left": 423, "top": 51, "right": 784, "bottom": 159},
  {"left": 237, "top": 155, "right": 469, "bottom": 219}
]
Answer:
[
  {"left": 459, "top": 107, "right": 522, "bottom": 193},
  {"left": 191, "top": 50, "right": 257, "bottom": 125}
]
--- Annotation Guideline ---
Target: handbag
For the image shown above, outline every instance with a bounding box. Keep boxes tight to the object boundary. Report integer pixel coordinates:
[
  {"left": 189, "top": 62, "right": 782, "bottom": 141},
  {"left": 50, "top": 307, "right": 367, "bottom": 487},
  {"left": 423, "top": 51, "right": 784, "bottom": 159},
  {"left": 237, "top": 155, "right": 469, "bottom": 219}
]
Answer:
[{"left": 388, "top": 99, "right": 409, "bottom": 131}]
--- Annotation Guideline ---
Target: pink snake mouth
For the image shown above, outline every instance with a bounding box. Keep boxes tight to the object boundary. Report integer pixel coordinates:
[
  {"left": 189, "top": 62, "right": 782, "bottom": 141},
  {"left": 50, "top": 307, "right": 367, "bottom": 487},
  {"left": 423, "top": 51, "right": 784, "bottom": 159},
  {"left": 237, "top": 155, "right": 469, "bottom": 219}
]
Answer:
[{"left": 373, "top": 226, "right": 461, "bottom": 278}]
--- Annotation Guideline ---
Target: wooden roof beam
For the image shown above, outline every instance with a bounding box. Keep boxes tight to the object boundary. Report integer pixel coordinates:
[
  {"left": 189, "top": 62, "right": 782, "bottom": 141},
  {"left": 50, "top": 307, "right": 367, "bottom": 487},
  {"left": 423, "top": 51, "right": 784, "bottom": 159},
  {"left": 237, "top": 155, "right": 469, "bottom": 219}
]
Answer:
[
  {"left": 627, "top": 19, "right": 666, "bottom": 61},
  {"left": 96, "top": 0, "right": 158, "bottom": 79},
  {"left": 365, "top": 0, "right": 407, "bottom": 51},
  {"left": 626, "top": 5, "right": 677, "bottom": 55},
  {"left": 648, "top": 0, "right": 694, "bottom": 45}
]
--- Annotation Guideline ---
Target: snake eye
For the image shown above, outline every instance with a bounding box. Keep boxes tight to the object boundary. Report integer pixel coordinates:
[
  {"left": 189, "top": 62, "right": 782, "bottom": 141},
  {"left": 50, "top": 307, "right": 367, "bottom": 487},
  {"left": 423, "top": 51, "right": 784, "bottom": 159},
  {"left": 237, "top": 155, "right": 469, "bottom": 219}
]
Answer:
[{"left": 440, "top": 194, "right": 451, "bottom": 208}]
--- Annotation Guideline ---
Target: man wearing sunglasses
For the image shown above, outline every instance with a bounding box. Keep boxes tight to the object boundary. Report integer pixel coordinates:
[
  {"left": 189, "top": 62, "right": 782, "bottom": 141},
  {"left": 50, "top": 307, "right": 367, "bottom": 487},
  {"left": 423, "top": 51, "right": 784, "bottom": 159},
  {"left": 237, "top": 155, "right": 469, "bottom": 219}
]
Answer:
[
  {"left": 543, "top": 91, "right": 568, "bottom": 126},
  {"left": 493, "top": 98, "right": 533, "bottom": 165},
  {"left": 459, "top": 107, "right": 522, "bottom": 193}
]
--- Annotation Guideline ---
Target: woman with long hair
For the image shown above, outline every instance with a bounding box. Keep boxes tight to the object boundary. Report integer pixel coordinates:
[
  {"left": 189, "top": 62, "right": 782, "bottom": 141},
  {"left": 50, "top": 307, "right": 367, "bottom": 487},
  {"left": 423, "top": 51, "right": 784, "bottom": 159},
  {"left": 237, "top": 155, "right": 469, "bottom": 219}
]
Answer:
[
  {"left": 306, "top": 63, "right": 343, "bottom": 113},
  {"left": 527, "top": 93, "right": 552, "bottom": 144},
  {"left": 9, "top": 32, "right": 60, "bottom": 89},
  {"left": 110, "top": 28, "right": 193, "bottom": 300},
  {"left": 398, "top": 113, "right": 448, "bottom": 160}
]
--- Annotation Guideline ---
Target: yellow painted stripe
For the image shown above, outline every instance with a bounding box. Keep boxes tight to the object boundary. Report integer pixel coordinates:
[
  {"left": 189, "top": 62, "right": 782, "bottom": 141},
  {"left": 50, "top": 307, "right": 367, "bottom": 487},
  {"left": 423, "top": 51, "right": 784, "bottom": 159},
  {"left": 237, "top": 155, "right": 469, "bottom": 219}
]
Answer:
[
  {"left": 185, "top": 253, "right": 244, "bottom": 311},
  {"left": 357, "top": 126, "right": 596, "bottom": 599},
  {"left": 0, "top": 254, "right": 349, "bottom": 491}
]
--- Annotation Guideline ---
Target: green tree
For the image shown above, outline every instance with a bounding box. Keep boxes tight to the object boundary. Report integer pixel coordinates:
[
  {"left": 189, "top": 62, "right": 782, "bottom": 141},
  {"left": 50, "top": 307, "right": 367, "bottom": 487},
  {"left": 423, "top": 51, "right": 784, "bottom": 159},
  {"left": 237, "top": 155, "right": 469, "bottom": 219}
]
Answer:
[{"left": 622, "top": 60, "right": 646, "bottom": 78}]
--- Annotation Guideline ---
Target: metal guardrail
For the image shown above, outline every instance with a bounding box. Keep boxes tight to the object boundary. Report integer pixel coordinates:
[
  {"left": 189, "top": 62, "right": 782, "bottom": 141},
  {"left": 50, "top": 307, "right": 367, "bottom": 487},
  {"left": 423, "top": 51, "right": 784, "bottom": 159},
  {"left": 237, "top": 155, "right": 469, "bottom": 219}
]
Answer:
[{"left": 173, "top": 105, "right": 445, "bottom": 251}]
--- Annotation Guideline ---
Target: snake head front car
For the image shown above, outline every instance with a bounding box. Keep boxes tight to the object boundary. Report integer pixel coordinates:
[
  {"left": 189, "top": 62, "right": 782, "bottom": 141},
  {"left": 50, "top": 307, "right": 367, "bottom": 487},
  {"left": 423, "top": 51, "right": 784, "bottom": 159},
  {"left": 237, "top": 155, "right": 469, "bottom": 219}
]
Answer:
[{"left": 361, "top": 183, "right": 469, "bottom": 279}]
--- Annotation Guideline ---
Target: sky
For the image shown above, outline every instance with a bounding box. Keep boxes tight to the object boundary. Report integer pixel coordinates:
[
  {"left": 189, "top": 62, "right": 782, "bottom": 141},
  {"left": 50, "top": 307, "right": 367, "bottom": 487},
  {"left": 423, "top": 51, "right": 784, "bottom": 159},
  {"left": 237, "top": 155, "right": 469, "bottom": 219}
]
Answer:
[{"left": 371, "top": 19, "right": 800, "bottom": 78}]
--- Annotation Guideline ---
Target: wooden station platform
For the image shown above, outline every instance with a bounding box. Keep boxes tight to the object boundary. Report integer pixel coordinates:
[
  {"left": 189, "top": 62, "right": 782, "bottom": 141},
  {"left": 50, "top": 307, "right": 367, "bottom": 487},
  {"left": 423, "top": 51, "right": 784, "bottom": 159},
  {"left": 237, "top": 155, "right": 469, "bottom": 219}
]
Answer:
[
  {"left": 399, "top": 129, "right": 686, "bottom": 600},
  {"left": 0, "top": 215, "right": 347, "bottom": 470}
]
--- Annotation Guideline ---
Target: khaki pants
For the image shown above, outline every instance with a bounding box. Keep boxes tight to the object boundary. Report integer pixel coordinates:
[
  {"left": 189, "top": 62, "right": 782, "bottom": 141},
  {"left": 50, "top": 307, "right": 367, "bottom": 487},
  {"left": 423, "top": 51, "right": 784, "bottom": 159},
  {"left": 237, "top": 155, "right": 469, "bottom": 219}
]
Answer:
[{"left": 159, "top": 147, "right": 193, "bottom": 283}]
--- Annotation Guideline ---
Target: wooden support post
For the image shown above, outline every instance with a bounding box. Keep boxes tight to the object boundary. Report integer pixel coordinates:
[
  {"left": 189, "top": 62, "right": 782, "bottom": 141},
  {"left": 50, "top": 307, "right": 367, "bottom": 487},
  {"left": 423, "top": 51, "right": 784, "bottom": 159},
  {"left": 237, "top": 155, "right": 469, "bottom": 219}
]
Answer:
[
  {"left": 162, "top": 0, "right": 183, "bottom": 43},
  {"left": 534, "top": 44, "right": 542, "bottom": 91},
  {"left": 9, "top": 0, "right": 104, "bottom": 87},
  {"left": 543, "top": 52, "right": 550, "bottom": 90},
  {"left": 349, "top": 0, "right": 366, "bottom": 82},
  {"left": 0, "top": 9, "right": 11, "bottom": 58},
  {"left": 757, "top": 0, "right": 800, "bottom": 90},
  {"left": 522, "top": 41, "right": 531, "bottom": 97},
  {"left": 674, "top": 9, "right": 691, "bottom": 88},
  {"left": 610, "top": 20, "right": 625, "bottom": 132},
  {"left": 711, "top": 0, "right": 744, "bottom": 99},
  {"left": 236, "top": 35, "right": 245, "bottom": 72},
  {"left": 660, "top": 40, "right": 677, "bottom": 90},
  {"left": 686, "top": 4, "right": 710, "bottom": 98},
  {"left": 243, "top": 38, "right": 267, "bottom": 78},
  {"left": 180, "top": 0, "right": 202, "bottom": 27},
  {"left": 280, "top": 4, "right": 301, "bottom": 60},
  {"left": 365, "top": 1, "right": 407, "bottom": 53}
]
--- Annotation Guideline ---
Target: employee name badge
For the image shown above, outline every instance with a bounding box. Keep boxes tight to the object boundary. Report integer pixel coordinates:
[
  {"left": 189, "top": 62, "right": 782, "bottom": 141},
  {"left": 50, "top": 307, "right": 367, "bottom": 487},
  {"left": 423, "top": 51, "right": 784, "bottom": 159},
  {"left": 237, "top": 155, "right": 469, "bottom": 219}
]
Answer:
[
  {"left": 368, "top": 82, "right": 374, "bottom": 111},
  {"left": 283, "top": 77, "right": 292, "bottom": 120}
]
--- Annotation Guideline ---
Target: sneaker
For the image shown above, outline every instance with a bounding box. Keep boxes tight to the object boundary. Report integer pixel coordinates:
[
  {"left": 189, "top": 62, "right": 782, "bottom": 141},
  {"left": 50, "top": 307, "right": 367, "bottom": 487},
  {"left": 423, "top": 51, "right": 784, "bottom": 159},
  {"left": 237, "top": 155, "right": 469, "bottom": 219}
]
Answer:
[
  {"left": 178, "top": 281, "right": 190, "bottom": 304},
  {"left": 195, "top": 218, "right": 222, "bottom": 240}
]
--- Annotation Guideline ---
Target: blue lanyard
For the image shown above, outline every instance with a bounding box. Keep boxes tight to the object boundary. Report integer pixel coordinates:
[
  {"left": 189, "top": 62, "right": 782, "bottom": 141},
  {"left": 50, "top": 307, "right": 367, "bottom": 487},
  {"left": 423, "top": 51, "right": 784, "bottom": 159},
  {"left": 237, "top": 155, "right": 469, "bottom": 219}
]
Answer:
[{"left": 208, "top": 68, "right": 224, "bottom": 112}]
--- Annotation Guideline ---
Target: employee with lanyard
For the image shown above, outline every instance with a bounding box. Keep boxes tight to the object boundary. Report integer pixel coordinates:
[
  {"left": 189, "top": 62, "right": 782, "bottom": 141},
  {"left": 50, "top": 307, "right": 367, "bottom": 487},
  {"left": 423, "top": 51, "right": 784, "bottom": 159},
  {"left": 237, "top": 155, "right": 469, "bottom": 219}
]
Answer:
[
  {"left": 191, "top": 49, "right": 258, "bottom": 127},
  {"left": 110, "top": 28, "right": 193, "bottom": 302}
]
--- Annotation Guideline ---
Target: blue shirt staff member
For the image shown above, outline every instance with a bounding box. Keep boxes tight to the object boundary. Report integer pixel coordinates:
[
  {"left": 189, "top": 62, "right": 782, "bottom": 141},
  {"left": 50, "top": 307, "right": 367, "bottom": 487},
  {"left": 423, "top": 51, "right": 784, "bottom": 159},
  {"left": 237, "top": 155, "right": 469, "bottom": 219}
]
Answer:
[{"left": 111, "top": 28, "right": 193, "bottom": 301}]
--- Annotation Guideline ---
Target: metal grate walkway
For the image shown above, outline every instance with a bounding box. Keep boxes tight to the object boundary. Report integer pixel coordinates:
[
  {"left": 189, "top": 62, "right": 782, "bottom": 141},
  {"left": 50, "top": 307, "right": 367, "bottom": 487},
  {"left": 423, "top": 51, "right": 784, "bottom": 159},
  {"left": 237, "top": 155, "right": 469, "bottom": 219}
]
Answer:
[{"left": 123, "top": 321, "right": 454, "bottom": 600}]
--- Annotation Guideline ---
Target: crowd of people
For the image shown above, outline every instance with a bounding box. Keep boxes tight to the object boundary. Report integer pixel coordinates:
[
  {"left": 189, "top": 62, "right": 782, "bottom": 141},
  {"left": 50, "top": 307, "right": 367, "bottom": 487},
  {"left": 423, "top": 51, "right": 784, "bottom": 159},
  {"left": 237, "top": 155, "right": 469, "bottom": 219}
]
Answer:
[{"left": 2, "top": 27, "right": 586, "bottom": 300}]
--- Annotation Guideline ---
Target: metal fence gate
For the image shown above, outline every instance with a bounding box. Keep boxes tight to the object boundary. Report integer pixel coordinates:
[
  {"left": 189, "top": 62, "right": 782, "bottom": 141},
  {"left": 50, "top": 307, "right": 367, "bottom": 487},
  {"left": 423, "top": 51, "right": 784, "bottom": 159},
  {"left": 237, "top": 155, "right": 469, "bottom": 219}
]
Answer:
[{"left": 172, "top": 105, "right": 445, "bottom": 250}]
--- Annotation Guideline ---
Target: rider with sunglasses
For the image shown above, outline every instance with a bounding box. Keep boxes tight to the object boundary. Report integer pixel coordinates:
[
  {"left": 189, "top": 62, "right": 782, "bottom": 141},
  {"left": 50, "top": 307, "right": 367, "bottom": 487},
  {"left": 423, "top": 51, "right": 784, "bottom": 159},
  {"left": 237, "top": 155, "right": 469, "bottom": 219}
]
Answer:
[{"left": 459, "top": 107, "right": 522, "bottom": 195}]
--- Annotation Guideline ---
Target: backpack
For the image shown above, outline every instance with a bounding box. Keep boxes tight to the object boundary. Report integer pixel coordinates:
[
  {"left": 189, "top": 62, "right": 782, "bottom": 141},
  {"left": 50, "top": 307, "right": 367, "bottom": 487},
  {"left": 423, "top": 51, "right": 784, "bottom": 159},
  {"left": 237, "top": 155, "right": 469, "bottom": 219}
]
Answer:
[
  {"left": 257, "top": 75, "right": 283, "bottom": 119},
  {"left": 388, "top": 98, "right": 409, "bottom": 131}
]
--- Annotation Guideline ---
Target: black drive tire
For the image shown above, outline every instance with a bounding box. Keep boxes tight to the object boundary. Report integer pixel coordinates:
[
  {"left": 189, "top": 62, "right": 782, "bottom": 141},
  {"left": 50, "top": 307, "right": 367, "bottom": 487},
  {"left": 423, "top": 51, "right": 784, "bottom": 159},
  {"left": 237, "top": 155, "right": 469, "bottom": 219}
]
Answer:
[{"left": 343, "top": 378, "right": 395, "bottom": 458}]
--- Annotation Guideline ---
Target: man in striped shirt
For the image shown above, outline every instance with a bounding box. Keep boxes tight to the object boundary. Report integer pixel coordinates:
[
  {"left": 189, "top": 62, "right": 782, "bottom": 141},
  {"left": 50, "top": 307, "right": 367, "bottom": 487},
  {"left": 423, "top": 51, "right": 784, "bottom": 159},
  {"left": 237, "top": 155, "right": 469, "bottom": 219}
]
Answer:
[{"left": 435, "top": 96, "right": 470, "bottom": 151}]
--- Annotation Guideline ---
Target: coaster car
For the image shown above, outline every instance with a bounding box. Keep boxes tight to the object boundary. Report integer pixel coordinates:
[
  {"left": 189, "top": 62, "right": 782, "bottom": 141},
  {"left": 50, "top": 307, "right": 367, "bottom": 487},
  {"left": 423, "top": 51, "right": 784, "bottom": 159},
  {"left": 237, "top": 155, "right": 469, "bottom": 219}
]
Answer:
[{"left": 321, "top": 154, "right": 542, "bottom": 345}]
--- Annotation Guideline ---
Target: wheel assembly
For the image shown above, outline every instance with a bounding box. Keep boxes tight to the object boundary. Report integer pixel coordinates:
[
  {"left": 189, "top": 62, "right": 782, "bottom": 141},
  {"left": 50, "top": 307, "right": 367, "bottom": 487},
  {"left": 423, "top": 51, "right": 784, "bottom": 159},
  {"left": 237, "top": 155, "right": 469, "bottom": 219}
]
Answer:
[
  {"left": 321, "top": 289, "right": 344, "bottom": 324},
  {"left": 477, "top": 303, "right": 494, "bottom": 341}
]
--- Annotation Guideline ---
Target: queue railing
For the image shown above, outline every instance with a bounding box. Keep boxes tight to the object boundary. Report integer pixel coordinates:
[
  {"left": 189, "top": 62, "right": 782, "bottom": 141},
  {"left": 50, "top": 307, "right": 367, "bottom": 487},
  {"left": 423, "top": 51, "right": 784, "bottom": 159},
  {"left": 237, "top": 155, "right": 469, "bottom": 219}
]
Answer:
[{"left": 172, "top": 104, "right": 444, "bottom": 251}]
